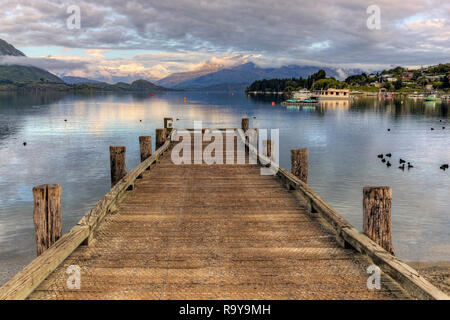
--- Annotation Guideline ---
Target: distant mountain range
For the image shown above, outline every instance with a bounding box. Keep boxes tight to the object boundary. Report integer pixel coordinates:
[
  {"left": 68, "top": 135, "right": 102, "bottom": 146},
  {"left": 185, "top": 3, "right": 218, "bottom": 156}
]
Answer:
[
  {"left": 0, "top": 38, "right": 368, "bottom": 92},
  {"left": 156, "top": 64, "right": 224, "bottom": 88},
  {"left": 0, "top": 39, "right": 26, "bottom": 57},
  {"left": 61, "top": 76, "right": 107, "bottom": 85},
  {"left": 0, "top": 39, "right": 64, "bottom": 84},
  {"left": 156, "top": 62, "right": 366, "bottom": 90},
  {"left": 71, "top": 79, "right": 171, "bottom": 92},
  {"left": 0, "top": 39, "right": 171, "bottom": 92}
]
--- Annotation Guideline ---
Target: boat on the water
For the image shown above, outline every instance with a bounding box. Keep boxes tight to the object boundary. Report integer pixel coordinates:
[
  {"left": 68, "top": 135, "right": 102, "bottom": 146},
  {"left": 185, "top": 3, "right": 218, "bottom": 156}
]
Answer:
[
  {"left": 301, "top": 96, "right": 320, "bottom": 104},
  {"left": 281, "top": 95, "right": 320, "bottom": 106},
  {"left": 424, "top": 94, "right": 442, "bottom": 102},
  {"left": 292, "top": 89, "right": 312, "bottom": 100}
]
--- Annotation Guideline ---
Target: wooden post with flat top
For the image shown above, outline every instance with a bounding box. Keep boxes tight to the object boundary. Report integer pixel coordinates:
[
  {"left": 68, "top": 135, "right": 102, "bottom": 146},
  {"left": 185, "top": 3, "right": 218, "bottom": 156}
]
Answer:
[
  {"left": 164, "top": 118, "right": 174, "bottom": 133},
  {"left": 363, "top": 186, "right": 394, "bottom": 255},
  {"left": 242, "top": 118, "right": 249, "bottom": 132},
  {"left": 139, "top": 136, "right": 152, "bottom": 162},
  {"left": 291, "top": 148, "right": 308, "bottom": 184},
  {"left": 263, "top": 139, "right": 273, "bottom": 158},
  {"left": 156, "top": 128, "right": 166, "bottom": 150},
  {"left": 33, "top": 184, "right": 62, "bottom": 256},
  {"left": 110, "top": 146, "right": 127, "bottom": 187}
]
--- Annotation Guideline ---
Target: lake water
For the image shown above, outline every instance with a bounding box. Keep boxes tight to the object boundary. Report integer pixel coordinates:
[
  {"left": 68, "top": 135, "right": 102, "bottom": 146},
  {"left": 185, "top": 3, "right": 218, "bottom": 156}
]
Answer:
[{"left": 0, "top": 91, "right": 449, "bottom": 285}]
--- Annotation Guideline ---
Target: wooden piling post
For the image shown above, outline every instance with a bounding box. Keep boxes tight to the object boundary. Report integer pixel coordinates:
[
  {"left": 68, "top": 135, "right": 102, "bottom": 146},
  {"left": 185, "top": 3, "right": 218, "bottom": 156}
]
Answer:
[
  {"left": 291, "top": 148, "right": 308, "bottom": 184},
  {"left": 263, "top": 139, "right": 273, "bottom": 158},
  {"left": 156, "top": 128, "right": 166, "bottom": 150},
  {"left": 164, "top": 118, "right": 174, "bottom": 133},
  {"left": 363, "top": 187, "right": 394, "bottom": 255},
  {"left": 139, "top": 136, "right": 152, "bottom": 162},
  {"left": 110, "top": 146, "right": 127, "bottom": 187},
  {"left": 33, "top": 184, "right": 62, "bottom": 256},
  {"left": 242, "top": 118, "right": 249, "bottom": 132}
]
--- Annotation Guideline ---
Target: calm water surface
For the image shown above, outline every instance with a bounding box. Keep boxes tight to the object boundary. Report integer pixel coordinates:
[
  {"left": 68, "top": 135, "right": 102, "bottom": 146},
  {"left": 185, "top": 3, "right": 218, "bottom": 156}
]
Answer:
[{"left": 0, "top": 91, "right": 449, "bottom": 284}]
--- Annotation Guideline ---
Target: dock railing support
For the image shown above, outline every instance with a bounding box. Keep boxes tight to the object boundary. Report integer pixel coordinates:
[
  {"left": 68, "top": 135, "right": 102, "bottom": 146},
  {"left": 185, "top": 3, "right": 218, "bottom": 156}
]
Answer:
[
  {"left": 156, "top": 128, "right": 166, "bottom": 150},
  {"left": 139, "top": 136, "right": 152, "bottom": 162},
  {"left": 33, "top": 184, "right": 62, "bottom": 256},
  {"left": 164, "top": 117, "right": 174, "bottom": 133},
  {"left": 241, "top": 118, "right": 249, "bottom": 132},
  {"left": 291, "top": 148, "right": 308, "bottom": 184},
  {"left": 110, "top": 146, "right": 127, "bottom": 187},
  {"left": 363, "top": 186, "right": 394, "bottom": 255},
  {"left": 263, "top": 139, "right": 273, "bottom": 159}
]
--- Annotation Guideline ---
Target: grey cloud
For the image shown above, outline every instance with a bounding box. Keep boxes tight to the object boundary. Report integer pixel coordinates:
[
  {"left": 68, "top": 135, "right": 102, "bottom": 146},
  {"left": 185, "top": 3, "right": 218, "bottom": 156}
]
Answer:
[
  {"left": 0, "top": 0, "right": 448, "bottom": 67},
  {"left": 0, "top": 56, "right": 88, "bottom": 72}
]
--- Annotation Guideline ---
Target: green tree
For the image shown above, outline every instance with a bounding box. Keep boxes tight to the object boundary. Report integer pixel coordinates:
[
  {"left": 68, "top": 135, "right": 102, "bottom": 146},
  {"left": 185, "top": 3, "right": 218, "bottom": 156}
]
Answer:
[
  {"left": 312, "top": 78, "right": 347, "bottom": 90},
  {"left": 442, "top": 75, "right": 450, "bottom": 89},
  {"left": 383, "top": 82, "right": 393, "bottom": 90}
]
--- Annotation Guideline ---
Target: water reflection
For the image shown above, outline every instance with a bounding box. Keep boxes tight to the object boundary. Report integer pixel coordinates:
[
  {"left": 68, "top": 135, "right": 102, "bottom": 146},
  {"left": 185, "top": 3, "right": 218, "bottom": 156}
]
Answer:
[
  {"left": 278, "top": 95, "right": 449, "bottom": 119},
  {"left": 0, "top": 91, "right": 449, "bottom": 284}
]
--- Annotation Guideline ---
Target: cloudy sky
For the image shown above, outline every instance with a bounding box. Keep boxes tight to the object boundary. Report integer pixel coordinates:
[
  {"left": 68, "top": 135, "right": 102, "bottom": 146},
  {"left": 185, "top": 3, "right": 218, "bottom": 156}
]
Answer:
[{"left": 0, "top": 0, "right": 448, "bottom": 82}]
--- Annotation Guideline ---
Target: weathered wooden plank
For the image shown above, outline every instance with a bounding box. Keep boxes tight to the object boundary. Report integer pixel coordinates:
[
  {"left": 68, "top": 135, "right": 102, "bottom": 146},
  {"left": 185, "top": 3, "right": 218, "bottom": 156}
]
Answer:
[
  {"left": 33, "top": 184, "right": 62, "bottom": 256},
  {"left": 342, "top": 227, "right": 449, "bottom": 300},
  {"left": 241, "top": 118, "right": 249, "bottom": 132},
  {"left": 291, "top": 148, "right": 308, "bottom": 184},
  {"left": 110, "top": 146, "right": 127, "bottom": 187},
  {"left": 155, "top": 128, "right": 166, "bottom": 150},
  {"left": 139, "top": 136, "right": 152, "bottom": 162},
  {"left": 0, "top": 133, "right": 173, "bottom": 300},
  {"left": 77, "top": 137, "right": 171, "bottom": 232},
  {"left": 236, "top": 127, "right": 449, "bottom": 300},
  {"left": 0, "top": 225, "right": 89, "bottom": 300},
  {"left": 363, "top": 187, "right": 394, "bottom": 254},
  {"left": 4, "top": 127, "right": 445, "bottom": 300}
]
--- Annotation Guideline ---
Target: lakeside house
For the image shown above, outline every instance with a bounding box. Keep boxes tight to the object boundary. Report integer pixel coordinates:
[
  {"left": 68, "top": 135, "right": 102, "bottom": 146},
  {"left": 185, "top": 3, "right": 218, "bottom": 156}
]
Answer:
[
  {"left": 369, "top": 81, "right": 382, "bottom": 87},
  {"left": 314, "top": 88, "right": 351, "bottom": 100},
  {"left": 402, "top": 71, "right": 414, "bottom": 81},
  {"left": 426, "top": 75, "right": 445, "bottom": 81}
]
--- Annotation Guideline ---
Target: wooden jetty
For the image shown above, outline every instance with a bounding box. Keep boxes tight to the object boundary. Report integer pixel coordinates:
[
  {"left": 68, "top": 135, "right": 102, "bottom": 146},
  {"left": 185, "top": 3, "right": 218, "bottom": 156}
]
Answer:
[{"left": 0, "top": 119, "right": 448, "bottom": 300}]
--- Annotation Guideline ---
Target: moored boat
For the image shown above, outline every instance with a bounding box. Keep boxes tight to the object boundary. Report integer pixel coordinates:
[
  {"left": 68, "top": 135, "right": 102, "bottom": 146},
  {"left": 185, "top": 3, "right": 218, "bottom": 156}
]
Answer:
[{"left": 424, "top": 94, "right": 442, "bottom": 102}]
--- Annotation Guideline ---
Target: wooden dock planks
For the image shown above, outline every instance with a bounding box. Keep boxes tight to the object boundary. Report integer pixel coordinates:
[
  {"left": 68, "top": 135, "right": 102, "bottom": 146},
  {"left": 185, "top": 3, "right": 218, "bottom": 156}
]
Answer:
[{"left": 26, "top": 134, "right": 410, "bottom": 300}]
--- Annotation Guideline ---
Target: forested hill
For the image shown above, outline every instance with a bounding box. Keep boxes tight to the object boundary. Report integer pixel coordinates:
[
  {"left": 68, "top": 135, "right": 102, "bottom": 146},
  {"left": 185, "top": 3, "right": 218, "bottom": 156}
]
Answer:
[
  {"left": 246, "top": 70, "right": 347, "bottom": 93},
  {"left": 246, "top": 63, "right": 450, "bottom": 93}
]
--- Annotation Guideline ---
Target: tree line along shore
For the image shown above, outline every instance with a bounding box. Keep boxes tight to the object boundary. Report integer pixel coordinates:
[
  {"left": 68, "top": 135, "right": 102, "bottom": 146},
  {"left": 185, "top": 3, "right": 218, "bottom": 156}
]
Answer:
[{"left": 246, "top": 64, "right": 450, "bottom": 96}]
